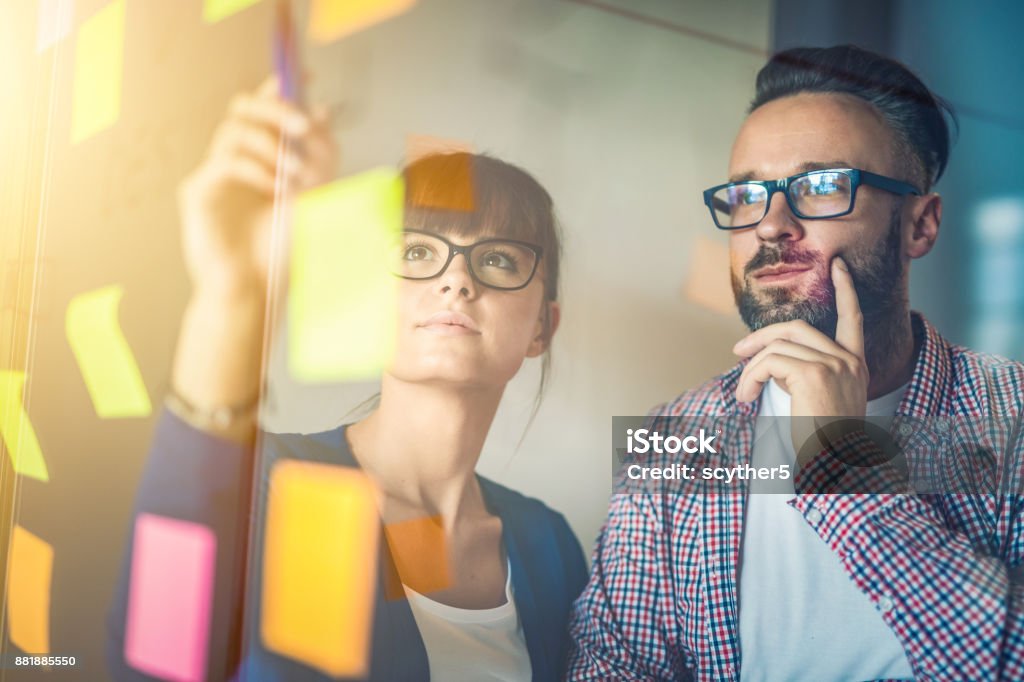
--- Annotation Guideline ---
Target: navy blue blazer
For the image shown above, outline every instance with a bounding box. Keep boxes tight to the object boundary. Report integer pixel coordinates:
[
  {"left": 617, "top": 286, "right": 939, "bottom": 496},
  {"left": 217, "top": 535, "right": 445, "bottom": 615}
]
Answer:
[{"left": 107, "top": 410, "right": 588, "bottom": 681}]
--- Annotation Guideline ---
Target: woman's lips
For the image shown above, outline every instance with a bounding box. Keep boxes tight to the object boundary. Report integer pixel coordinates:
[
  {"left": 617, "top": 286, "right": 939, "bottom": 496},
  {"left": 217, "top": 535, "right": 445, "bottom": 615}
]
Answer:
[{"left": 417, "top": 311, "right": 481, "bottom": 335}]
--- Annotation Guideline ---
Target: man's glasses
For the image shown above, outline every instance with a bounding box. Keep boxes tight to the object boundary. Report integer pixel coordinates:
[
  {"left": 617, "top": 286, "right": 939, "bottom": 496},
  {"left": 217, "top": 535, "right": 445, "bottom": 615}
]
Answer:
[
  {"left": 703, "top": 168, "right": 921, "bottom": 230},
  {"left": 392, "top": 230, "right": 543, "bottom": 291}
]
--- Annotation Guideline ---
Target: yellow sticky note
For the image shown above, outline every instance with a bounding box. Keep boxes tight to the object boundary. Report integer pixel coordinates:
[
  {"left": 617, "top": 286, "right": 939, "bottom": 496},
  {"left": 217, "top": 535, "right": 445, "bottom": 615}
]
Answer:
[
  {"left": 65, "top": 285, "right": 152, "bottom": 418},
  {"left": 288, "top": 168, "right": 403, "bottom": 382},
  {"left": 0, "top": 371, "right": 49, "bottom": 482},
  {"left": 261, "top": 460, "right": 379, "bottom": 677},
  {"left": 37, "top": 0, "right": 74, "bottom": 52},
  {"left": 683, "top": 235, "right": 735, "bottom": 315},
  {"left": 308, "top": 0, "right": 417, "bottom": 44},
  {"left": 203, "top": 0, "right": 263, "bottom": 24},
  {"left": 71, "top": 0, "right": 125, "bottom": 144},
  {"left": 7, "top": 526, "right": 53, "bottom": 655}
]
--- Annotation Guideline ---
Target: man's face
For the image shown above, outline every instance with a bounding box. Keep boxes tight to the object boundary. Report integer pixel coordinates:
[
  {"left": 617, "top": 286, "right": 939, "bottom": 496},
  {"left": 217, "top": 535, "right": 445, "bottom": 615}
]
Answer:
[{"left": 727, "top": 93, "right": 910, "bottom": 336}]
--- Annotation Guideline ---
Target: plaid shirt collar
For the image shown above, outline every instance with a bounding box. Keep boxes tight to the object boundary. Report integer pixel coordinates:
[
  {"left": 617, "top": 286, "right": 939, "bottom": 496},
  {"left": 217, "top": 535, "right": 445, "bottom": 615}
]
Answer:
[{"left": 715, "top": 312, "right": 951, "bottom": 419}]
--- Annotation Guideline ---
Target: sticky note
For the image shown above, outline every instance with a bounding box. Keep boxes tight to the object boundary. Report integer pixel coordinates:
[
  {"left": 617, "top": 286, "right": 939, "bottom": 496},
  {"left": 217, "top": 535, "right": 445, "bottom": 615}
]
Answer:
[
  {"left": 288, "top": 168, "right": 403, "bottom": 382},
  {"left": 124, "top": 514, "right": 216, "bottom": 682},
  {"left": 66, "top": 285, "right": 152, "bottom": 418},
  {"left": 383, "top": 515, "right": 450, "bottom": 600},
  {"left": 37, "top": 0, "right": 74, "bottom": 52},
  {"left": 6, "top": 526, "right": 53, "bottom": 655},
  {"left": 308, "top": 0, "right": 418, "bottom": 44},
  {"left": 683, "top": 235, "right": 735, "bottom": 315},
  {"left": 261, "top": 460, "right": 379, "bottom": 677},
  {"left": 0, "top": 371, "right": 49, "bottom": 482},
  {"left": 406, "top": 134, "right": 475, "bottom": 163},
  {"left": 405, "top": 154, "right": 475, "bottom": 212},
  {"left": 203, "top": 0, "right": 263, "bottom": 24},
  {"left": 71, "top": 0, "right": 125, "bottom": 144}
]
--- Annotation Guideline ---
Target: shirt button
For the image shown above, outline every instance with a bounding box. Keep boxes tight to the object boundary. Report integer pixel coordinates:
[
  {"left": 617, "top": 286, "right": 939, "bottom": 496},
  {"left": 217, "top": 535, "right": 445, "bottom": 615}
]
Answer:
[
  {"left": 936, "top": 418, "right": 950, "bottom": 433},
  {"left": 897, "top": 423, "right": 913, "bottom": 437},
  {"left": 806, "top": 508, "right": 823, "bottom": 525},
  {"left": 878, "top": 595, "right": 895, "bottom": 613}
]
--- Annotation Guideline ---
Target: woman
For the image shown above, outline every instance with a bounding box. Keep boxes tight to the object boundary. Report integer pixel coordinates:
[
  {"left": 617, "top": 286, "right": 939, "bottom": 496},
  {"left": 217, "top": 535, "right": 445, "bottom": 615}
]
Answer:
[{"left": 106, "top": 76, "right": 587, "bottom": 681}]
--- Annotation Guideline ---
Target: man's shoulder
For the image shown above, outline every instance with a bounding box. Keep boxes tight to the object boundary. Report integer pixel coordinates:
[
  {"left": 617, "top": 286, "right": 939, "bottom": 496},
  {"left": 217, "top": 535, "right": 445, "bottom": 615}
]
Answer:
[{"left": 948, "top": 342, "right": 1024, "bottom": 415}]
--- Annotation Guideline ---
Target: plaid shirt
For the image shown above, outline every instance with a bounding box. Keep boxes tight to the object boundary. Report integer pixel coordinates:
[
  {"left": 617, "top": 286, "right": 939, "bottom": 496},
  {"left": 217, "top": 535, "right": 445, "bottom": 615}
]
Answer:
[{"left": 568, "top": 314, "right": 1024, "bottom": 681}]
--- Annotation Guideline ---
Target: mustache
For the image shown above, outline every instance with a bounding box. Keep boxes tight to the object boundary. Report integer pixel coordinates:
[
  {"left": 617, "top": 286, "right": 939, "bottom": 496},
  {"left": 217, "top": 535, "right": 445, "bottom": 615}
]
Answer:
[{"left": 743, "top": 245, "right": 822, "bottom": 277}]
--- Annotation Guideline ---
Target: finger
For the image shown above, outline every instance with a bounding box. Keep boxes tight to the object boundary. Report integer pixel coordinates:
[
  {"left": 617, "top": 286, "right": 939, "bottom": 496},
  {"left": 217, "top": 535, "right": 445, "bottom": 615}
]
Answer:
[
  {"left": 736, "top": 353, "right": 806, "bottom": 403},
  {"left": 209, "top": 155, "right": 279, "bottom": 196},
  {"left": 229, "top": 92, "right": 310, "bottom": 137},
  {"left": 832, "top": 257, "right": 865, "bottom": 359},
  {"left": 211, "top": 121, "right": 284, "bottom": 171},
  {"left": 738, "top": 339, "right": 844, "bottom": 401},
  {"left": 747, "top": 339, "right": 838, "bottom": 367},
  {"left": 734, "top": 319, "right": 852, "bottom": 361}
]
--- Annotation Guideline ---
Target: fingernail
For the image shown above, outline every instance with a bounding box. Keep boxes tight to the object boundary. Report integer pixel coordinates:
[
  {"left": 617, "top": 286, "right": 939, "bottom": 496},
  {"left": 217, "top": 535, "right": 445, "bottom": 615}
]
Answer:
[{"left": 834, "top": 257, "right": 848, "bottom": 272}]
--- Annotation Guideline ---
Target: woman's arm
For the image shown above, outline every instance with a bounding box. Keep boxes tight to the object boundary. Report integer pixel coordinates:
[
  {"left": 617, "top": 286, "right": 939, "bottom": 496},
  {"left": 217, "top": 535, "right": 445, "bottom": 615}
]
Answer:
[{"left": 106, "top": 76, "right": 336, "bottom": 680}]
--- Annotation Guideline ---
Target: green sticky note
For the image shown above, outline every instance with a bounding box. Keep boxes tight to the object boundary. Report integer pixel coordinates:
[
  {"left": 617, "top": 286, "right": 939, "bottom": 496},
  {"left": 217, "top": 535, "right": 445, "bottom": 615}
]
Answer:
[
  {"left": 65, "top": 285, "right": 152, "bottom": 418},
  {"left": 203, "top": 0, "right": 263, "bottom": 24},
  {"left": 0, "top": 371, "right": 50, "bottom": 482},
  {"left": 71, "top": 0, "right": 125, "bottom": 144},
  {"left": 289, "top": 168, "right": 403, "bottom": 382}
]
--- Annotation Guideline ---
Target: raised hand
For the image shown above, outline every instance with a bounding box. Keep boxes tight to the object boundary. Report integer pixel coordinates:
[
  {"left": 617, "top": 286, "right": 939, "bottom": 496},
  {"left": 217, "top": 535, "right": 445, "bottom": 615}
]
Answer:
[{"left": 733, "top": 257, "right": 869, "bottom": 463}]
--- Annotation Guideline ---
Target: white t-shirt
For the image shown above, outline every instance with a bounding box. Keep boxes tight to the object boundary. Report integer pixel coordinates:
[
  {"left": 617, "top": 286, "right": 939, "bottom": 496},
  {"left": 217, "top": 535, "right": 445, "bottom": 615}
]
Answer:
[
  {"left": 738, "top": 379, "right": 914, "bottom": 682},
  {"left": 403, "top": 559, "right": 531, "bottom": 681}
]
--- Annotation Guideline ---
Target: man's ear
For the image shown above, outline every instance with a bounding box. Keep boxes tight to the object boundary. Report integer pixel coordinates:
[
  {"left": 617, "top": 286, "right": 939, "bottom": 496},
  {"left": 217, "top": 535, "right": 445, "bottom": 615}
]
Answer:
[
  {"left": 526, "top": 301, "right": 560, "bottom": 358},
  {"left": 905, "top": 193, "right": 942, "bottom": 259}
]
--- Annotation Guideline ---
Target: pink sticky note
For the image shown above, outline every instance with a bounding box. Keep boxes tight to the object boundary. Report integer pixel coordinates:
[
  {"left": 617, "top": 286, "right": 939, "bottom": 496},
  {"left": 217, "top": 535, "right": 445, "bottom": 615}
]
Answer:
[{"left": 125, "top": 514, "right": 216, "bottom": 682}]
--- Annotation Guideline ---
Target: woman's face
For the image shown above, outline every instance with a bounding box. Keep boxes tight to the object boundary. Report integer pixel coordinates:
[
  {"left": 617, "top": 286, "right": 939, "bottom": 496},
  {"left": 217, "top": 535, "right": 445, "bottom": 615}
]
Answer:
[{"left": 385, "top": 228, "right": 558, "bottom": 389}]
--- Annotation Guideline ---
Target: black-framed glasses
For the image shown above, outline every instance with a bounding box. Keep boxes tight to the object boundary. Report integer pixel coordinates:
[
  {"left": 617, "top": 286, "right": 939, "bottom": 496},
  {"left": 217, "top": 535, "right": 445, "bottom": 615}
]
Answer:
[
  {"left": 703, "top": 168, "right": 921, "bottom": 230},
  {"left": 392, "top": 230, "right": 544, "bottom": 291}
]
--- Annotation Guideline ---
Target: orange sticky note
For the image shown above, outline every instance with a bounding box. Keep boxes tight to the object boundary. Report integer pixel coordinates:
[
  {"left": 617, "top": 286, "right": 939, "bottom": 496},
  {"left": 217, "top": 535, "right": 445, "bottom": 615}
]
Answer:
[
  {"left": 6, "top": 526, "right": 53, "bottom": 655},
  {"left": 683, "top": 235, "right": 735, "bottom": 315},
  {"left": 71, "top": 0, "right": 125, "bottom": 144},
  {"left": 404, "top": 148, "right": 475, "bottom": 213},
  {"left": 406, "top": 134, "right": 475, "bottom": 163},
  {"left": 383, "top": 515, "right": 450, "bottom": 600},
  {"left": 308, "top": 0, "right": 418, "bottom": 44},
  {"left": 0, "top": 370, "right": 50, "bottom": 482},
  {"left": 261, "top": 460, "right": 380, "bottom": 677}
]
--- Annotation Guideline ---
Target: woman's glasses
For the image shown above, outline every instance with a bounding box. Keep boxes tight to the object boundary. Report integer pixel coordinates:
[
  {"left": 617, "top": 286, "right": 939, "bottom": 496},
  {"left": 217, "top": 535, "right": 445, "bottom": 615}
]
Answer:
[
  {"left": 703, "top": 168, "right": 921, "bottom": 230},
  {"left": 392, "top": 230, "right": 543, "bottom": 291}
]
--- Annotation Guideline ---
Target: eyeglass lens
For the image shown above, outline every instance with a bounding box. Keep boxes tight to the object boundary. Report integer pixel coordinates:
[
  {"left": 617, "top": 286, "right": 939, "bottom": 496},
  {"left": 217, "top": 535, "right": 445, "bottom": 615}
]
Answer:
[
  {"left": 393, "top": 232, "right": 538, "bottom": 289},
  {"left": 711, "top": 170, "right": 854, "bottom": 228}
]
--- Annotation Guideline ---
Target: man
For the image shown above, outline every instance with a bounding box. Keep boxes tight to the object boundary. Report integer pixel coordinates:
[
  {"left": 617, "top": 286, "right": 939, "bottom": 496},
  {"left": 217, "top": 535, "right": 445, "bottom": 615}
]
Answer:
[{"left": 568, "top": 45, "right": 1024, "bottom": 680}]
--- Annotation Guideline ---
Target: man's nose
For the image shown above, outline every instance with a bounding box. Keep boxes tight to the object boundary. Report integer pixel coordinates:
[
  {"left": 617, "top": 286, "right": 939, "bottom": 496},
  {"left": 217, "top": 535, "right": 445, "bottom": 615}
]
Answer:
[{"left": 754, "top": 192, "right": 804, "bottom": 243}]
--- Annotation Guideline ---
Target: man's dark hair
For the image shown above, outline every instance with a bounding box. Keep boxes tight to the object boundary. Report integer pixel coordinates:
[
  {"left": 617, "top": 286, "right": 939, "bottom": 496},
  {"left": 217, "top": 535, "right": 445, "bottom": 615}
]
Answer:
[{"left": 750, "top": 45, "right": 957, "bottom": 192}]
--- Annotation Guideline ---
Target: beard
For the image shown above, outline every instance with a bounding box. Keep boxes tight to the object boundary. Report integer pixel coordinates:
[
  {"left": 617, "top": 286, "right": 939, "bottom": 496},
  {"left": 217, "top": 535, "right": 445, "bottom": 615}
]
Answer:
[{"left": 731, "top": 207, "right": 905, "bottom": 339}]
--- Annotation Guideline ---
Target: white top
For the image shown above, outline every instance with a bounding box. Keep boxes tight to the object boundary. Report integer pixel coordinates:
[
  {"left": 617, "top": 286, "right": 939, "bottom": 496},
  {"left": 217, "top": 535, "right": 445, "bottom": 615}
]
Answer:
[
  {"left": 403, "top": 559, "right": 532, "bottom": 681},
  {"left": 738, "top": 379, "right": 914, "bottom": 682}
]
